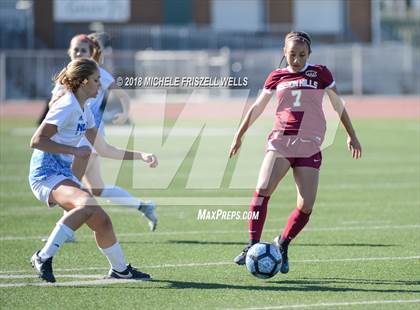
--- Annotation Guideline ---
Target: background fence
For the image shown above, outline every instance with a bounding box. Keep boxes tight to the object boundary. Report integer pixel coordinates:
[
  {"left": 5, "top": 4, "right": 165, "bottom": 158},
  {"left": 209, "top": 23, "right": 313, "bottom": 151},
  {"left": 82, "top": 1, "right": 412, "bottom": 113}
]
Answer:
[{"left": 1, "top": 43, "right": 419, "bottom": 101}]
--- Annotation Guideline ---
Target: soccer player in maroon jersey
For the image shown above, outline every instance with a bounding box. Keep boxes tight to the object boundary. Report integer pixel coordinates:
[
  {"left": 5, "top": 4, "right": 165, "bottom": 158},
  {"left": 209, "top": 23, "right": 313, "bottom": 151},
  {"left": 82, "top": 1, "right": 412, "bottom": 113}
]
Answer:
[{"left": 229, "top": 31, "right": 362, "bottom": 273}]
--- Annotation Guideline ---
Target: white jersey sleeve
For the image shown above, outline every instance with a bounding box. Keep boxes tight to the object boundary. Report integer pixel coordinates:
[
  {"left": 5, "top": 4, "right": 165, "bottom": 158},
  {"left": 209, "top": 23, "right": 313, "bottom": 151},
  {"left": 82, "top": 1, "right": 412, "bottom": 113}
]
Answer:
[
  {"left": 44, "top": 95, "right": 73, "bottom": 128},
  {"left": 99, "top": 67, "right": 115, "bottom": 90},
  {"left": 51, "top": 82, "right": 65, "bottom": 97}
]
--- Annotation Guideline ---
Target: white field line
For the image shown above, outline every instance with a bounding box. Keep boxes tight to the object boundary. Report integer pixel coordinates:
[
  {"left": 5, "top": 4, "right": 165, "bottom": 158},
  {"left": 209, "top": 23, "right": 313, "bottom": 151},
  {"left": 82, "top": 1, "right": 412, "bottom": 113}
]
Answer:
[
  {"left": 223, "top": 299, "right": 420, "bottom": 310},
  {"left": 1, "top": 223, "right": 419, "bottom": 241},
  {"left": 0, "top": 278, "right": 139, "bottom": 288},
  {"left": 1, "top": 255, "right": 419, "bottom": 276},
  {"left": 0, "top": 181, "right": 419, "bottom": 199},
  {"left": 0, "top": 274, "right": 102, "bottom": 279}
]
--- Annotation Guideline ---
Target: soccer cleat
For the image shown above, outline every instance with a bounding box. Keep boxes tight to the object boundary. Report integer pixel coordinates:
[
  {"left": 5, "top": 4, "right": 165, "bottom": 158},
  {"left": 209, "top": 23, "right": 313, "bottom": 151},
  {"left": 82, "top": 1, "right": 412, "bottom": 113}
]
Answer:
[
  {"left": 274, "top": 236, "right": 289, "bottom": 274},
  {"left": 107, "top": 264, "right": 151, "bottom": 280},
  {"left": 31, "top": 250, "right": 56, "bottom": 283},
  {"left": 138, "top": 201, "right": 157, "bottom": 231},
  {"left": 233, "top": 245, "right": 252, "bottom": 265}
]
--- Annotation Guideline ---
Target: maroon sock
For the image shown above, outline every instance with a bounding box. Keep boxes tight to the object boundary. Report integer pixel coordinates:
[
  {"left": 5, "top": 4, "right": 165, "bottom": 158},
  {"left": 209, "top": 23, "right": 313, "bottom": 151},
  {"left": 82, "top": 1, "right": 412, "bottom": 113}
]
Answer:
[
  {"left": 248, "top": 192, "right": 270, "bottom": 243},
  {"left": 281, "top": 207, "right": 311, "bottom": 242}
]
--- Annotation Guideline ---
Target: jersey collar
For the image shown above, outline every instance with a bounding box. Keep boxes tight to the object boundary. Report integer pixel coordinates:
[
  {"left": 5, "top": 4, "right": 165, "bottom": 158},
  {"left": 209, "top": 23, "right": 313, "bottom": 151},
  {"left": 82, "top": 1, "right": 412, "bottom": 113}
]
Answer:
[{"left": 286, "top": 63, "right": 308, "bottom": 73}]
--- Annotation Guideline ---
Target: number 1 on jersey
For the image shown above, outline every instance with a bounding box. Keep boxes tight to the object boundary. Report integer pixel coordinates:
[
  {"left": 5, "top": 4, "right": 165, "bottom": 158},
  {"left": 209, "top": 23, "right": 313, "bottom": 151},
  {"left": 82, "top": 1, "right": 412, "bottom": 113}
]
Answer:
[{"left": 291, "top": 90, "right": 302, "bottom": 107}]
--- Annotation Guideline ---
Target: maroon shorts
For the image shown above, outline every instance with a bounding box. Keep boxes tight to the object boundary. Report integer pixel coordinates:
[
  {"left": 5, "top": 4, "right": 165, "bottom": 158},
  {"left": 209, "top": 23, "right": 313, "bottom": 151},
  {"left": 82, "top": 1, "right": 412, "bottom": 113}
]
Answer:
[
  {"left": 286, "top": 151, "right": 322, "bottom": 169},
  {"left": 266, "top": 132, "right": 323, "bottom": 169}
]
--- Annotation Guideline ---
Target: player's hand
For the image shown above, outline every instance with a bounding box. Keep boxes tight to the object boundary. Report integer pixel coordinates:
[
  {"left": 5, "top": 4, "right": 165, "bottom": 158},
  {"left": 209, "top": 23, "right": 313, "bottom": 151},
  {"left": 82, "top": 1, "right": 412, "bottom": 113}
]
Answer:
[
  {"left": 229, "top": 136, "right": 242, "bottom": 158},
  {"left": 73, "top": 146, "right": 92, "bottom": 159},
  {"left": 143, "top": 153, "right": 158, "bottom": 168},
  {"left": 347, "top": 135, "right": 362, "bottom": 159},
  {"left": 112, "top": 112, "right": 129, "bottom": 125}
]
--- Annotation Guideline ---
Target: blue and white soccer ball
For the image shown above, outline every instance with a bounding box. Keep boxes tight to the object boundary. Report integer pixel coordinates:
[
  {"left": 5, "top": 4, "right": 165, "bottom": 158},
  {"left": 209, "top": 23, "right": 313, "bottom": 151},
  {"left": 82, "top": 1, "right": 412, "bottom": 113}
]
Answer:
[{"left": 245, "top": 242, "right": 282, "bottom": 279}]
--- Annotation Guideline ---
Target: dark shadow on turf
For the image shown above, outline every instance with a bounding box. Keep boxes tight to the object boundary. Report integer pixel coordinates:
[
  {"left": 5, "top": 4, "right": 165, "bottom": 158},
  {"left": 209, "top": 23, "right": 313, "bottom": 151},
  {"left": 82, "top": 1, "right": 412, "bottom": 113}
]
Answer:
[
  {"left": 294, "top": 243, "right": 397, "bottom": 247},
  {"left": 145, "top": 279, "right": 420, "bottom": 293},
  {"left": 68, "top": 278, "right": 420, "bottom": 293}
]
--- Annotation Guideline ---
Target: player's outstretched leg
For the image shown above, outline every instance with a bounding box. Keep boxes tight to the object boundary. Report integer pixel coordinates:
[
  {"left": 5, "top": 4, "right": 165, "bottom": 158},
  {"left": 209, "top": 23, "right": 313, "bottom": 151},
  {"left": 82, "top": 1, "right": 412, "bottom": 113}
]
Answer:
[
  {"left": 274, "top": 166, "right": 318, "bottom": 273},
  {"left": 138, "top": 200, "right": 158, "bottom": 231},
  {"left": 234, "top": 192, "right": 270, "bottom": 265},
  {"left": 97, "top": 185, "right": 158, "bottom": 231},
  {"left": 234, "top": 153, "right": 290, "bottom": 265},
  {"left": 100, "top": 186, "right": 158, "bottom": 231},
  {"left": 76, "top": 157, "right": 158, "bottom": 232}
]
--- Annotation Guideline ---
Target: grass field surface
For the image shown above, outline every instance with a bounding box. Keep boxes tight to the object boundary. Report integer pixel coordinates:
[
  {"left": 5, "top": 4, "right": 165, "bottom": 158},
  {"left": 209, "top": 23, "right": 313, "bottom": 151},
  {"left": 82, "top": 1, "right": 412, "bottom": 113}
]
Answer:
[{"left": 0, "top": 115, "right": 419, "bottom": 309}]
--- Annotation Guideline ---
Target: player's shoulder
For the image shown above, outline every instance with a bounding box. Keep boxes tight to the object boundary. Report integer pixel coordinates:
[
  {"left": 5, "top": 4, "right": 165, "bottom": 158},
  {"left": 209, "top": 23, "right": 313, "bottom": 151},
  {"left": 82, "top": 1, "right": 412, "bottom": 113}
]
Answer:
[
  {"left": 99, "top": 66, "right": 112, "bottom": 76},
  {"left": 266, "top": 67, "right": 288, "bottom": 80},
  {"left": 306, "top": 64, "right": 332, "bottom": 73},
  {"left": 305, "top": 64, "right": 334, "bottom": 81},
  {"left": 99, "top": 66, "right": 114, "bottom": 80},
  {"left": 52, "top": 92, "right": 77, "bottom": 111},
  {"left": 51, "top": 82, "right": 65, "bottom": 95}
]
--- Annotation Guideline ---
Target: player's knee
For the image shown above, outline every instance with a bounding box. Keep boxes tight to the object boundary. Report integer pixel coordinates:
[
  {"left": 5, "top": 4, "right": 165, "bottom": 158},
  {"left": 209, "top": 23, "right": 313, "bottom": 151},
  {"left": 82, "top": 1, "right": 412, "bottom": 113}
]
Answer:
[
  {"left": 297, "top": 201, "right": 314, "bottom": 214},
  {"left": 73, "top": 193, "right": 96, "bottom": 207},
  {"left": 72, "top": 194, "right": 99, "bottom": 218},
  {"left": 255, "top": 187, "right": 272, "bottom": 197},
  {"left": 94, "top": 208, "right": 113, "bottom": 231}
]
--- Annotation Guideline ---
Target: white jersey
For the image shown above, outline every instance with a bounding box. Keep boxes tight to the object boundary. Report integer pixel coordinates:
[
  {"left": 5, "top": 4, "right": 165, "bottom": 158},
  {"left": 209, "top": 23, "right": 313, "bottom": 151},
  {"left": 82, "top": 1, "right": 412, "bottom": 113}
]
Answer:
[
  {"left": 51, "top": 66, "right": 114, "bottom": 129},
  {"left": 29, "top": 92, "right": 95, "bottom": 181}
]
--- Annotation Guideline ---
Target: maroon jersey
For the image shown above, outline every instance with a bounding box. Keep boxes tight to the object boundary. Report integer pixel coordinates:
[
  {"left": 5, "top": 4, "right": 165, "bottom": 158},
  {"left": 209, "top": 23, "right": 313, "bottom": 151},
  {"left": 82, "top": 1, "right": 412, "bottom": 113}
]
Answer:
[{"left": 264, "top": 64, "right": 335, "bottom": 142}]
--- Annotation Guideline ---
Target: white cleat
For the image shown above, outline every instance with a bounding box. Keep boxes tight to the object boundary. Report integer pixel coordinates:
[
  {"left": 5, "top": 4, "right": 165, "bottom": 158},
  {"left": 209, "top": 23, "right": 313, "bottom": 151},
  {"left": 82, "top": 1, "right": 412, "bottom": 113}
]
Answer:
[{"left": 138, "top": 201, "right": 157, "bottom": 231}]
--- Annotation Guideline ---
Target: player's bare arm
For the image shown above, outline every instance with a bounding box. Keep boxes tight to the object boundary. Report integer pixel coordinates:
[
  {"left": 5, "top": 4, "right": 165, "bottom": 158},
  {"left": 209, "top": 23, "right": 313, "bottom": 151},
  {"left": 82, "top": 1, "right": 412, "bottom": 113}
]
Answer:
[
  {"left": 30, "top": 123, "right": 90, "bottom": 158},
  {"left": 85, "top": 127, "right": 158, "bottom": 167},
  {"left": 326, "top": 87, "right": 362, "bottom": 159},
  {"left": 229, "top": 91, "right": 272, "bottom": 158},
  {"left": 109, "top": 82, "right": 130, "bottom": 124}
]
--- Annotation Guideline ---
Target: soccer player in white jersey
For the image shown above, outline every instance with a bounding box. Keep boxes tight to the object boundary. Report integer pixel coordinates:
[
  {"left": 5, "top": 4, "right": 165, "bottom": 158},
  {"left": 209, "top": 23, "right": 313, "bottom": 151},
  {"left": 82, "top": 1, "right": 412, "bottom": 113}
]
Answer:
[
  {"left": 51, "top": 34, "right": 157, "bottom": 236},
  {"left": 29, "top": 58, "right": 158, "bottom": 283}
]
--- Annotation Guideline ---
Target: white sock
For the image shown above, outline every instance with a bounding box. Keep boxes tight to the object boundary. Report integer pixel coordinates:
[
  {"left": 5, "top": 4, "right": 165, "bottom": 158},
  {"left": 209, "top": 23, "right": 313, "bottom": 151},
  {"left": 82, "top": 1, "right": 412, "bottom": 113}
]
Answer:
[
  {"left": 100, "top": 186, "right": 142, "bottom": 209},
  {"left": 39, "top": 223, "right": 74, "bottom": 261},
  {"left": 99, "top": 241, "right": 127, "bottom": 272}
]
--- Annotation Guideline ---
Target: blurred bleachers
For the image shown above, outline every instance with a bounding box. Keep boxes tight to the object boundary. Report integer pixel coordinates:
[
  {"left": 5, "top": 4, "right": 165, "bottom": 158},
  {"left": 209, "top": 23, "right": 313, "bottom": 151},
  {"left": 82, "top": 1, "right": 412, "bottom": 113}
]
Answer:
[{"left": 1, "top": 42, "right": 419, "bottom": 101}]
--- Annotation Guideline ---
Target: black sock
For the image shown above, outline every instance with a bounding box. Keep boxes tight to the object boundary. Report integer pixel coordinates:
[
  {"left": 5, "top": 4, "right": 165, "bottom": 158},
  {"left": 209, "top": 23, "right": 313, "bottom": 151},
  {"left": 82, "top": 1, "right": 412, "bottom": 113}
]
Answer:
[
  {"left": 249, "top": 239, "right": 259, "bottom": 246},
  {"left": 280, "top": 237, "right": 290, "bottom": 248}
]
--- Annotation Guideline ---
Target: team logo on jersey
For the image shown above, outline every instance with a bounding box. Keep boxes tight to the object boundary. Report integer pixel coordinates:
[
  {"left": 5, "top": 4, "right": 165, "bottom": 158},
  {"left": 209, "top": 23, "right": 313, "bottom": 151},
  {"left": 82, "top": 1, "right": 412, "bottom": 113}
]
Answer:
[
  {"left": 305, "top": 70, "right": 317, "bottom": 78},
  {"left": 76, "top": 116, "right": 87, "bottom": 135}
]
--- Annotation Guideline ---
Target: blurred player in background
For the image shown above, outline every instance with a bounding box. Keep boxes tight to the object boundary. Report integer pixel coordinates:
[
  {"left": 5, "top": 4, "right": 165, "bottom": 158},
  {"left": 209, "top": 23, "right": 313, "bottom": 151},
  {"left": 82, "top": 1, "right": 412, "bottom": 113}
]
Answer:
[
  {"left": 29, "top": 58, "right": 158, "bottom": 282},
  {"left": 58, "top": 34, "right": 157, "bottom": 236},
  {"left": 229, "top": 31, "right": 362, "bottom": 273}
]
